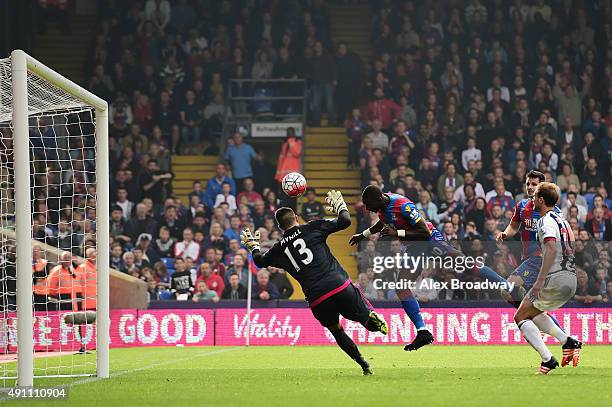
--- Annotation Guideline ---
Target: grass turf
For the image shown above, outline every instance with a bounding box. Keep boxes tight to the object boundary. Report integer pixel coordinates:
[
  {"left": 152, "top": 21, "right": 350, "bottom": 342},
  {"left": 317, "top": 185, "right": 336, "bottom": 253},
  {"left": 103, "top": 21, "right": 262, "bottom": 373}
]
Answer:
[{"left": 1, "top": 345, "right": 611, "bottom": 407}]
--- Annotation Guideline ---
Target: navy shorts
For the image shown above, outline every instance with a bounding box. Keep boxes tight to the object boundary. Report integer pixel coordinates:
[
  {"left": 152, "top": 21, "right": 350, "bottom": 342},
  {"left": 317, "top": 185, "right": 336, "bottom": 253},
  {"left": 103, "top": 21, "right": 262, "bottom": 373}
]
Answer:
[
  {"left": 511, "top": 256, "right": 542, "bottom": 289},
  {"left": 310, "top": 283, "right": 372, "bottom": 328}
]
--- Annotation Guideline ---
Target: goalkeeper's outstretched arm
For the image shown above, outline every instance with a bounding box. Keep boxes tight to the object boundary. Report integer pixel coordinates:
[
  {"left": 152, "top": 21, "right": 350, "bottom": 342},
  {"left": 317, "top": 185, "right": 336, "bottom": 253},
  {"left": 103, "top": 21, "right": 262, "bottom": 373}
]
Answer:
[
  {"left": 322, "top": 189, "right": 351, "bottom": 233},
  {"left": 241, "top": 227, "right": 270, "bottom": 268}
]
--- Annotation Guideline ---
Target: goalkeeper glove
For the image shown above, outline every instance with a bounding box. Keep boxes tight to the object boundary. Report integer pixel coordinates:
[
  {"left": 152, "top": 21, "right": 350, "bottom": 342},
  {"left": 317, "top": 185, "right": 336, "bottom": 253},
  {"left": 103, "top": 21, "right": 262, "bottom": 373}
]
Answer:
[
  {"left": 326, "top": 189, "right": 348, "bottom": 215},
  {"left": 240, "top": 228, "right": 260, "bottom": 252}
]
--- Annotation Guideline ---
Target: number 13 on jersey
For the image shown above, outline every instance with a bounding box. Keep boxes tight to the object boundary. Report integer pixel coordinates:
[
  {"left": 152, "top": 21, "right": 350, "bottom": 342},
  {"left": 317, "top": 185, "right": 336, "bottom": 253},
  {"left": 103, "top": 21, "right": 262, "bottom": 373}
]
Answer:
[{"left": 284, "top": 238, "right": 313, "bottom": 272}]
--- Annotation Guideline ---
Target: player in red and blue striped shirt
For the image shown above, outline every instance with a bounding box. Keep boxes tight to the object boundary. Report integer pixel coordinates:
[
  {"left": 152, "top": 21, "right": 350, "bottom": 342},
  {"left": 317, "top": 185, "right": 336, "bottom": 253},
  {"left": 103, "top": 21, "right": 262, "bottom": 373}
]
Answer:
[
  {"left": 497, "top": 170, "right": 563, "bottom": 306},
  {"left": 351, "top": 185, "right": 510, "bottom": 351},
  {"left": 350, "top": 186, "right": 457, "bottom": 351}
]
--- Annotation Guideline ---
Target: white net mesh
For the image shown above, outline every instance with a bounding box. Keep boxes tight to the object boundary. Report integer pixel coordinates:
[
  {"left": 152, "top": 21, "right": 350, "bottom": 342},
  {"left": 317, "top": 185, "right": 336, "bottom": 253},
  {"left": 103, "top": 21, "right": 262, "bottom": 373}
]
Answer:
[{"left": 0, "top": 56, "right": 99, "bottom": 383}]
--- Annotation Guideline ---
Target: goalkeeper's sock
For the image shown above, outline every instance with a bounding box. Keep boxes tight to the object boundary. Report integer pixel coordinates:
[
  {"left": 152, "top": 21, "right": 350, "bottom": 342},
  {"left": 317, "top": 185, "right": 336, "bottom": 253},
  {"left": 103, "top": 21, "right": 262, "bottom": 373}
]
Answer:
[
  {"left": 329, "top": 327, "right": 367, "bottom": 368},
  {"left": 477, "top": 265, "right": 508, "bottom": 285},
  {"left": 401, "top": 297, "right": 427, "bottom": 331},
  {"left": 518, "top": 319, "right": 553, "bottom": 362},
  {"left": 533, "top": 313, "right": 568, "bottom": 345}
]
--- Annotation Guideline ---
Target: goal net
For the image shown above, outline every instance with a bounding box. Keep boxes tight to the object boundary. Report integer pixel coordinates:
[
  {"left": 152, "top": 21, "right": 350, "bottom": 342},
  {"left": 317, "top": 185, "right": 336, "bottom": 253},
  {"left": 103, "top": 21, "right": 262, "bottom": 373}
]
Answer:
[{"left": 0, "top": 50, "right": 109, "bottom": 386}]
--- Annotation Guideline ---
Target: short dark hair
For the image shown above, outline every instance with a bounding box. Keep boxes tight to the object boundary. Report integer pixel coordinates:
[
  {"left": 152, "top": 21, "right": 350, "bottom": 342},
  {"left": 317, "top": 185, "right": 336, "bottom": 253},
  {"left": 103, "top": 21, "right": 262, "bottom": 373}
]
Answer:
[
  {"left": 535, "top": 182, "right": 559, "bottom": 206},
  {"left": 362, "top": 185, "right": 383, "bottom": 202},
  {"left": 526, "top": 170, "right": 545, "bottom": 182},
  {"left": 275, "top": 207, "right": 296, "bottom": 230}
]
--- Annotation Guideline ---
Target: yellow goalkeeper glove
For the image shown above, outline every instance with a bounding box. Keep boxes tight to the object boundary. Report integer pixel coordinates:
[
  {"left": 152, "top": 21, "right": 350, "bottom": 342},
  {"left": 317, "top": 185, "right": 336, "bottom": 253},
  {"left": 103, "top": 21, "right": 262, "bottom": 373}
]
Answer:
[
  {"left": 325, "top": 189, "right": 348, "bottom": 215},
  {"left": 240, "top": 228, "right": 260, "bottom": 252}
]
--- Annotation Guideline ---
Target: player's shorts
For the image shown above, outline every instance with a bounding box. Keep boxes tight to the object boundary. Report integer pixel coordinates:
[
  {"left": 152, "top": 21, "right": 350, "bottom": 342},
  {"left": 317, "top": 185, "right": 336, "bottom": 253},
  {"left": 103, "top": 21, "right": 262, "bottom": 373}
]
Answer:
[
  {"left": 511, "top": 256, "right": 542, "bottom": 289},
  {"left": 527, "top": 270, "right": 577, "bottom": 312},
  {"left": 428, "top": 239, "right": 463, "bottom": 257},
  {"left": 310, "top": 282, "right": 372, "bottom": 328}
]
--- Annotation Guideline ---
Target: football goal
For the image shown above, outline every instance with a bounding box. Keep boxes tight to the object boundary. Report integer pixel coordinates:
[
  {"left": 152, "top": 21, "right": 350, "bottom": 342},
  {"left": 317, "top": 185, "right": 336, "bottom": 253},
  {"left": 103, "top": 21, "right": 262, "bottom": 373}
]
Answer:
[{"left": 0, "top": 50, "right": 109, "bottom": 386}]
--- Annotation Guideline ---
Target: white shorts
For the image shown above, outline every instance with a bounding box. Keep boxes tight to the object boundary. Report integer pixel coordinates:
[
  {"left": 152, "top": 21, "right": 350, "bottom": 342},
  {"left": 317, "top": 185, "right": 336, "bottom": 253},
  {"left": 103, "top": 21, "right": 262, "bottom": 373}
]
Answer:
[{"left": 527, "top": 271, "right": 577, "bottom": 312}]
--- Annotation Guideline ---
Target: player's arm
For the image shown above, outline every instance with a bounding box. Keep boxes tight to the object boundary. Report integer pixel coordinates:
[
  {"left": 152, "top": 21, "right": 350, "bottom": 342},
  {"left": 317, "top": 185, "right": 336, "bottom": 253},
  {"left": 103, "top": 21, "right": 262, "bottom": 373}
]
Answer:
[
  {"left": 319, "top": 190, "right": 351, "bottom": 233},
  {"left": 496, "top": 203, "right": 521, "bottom": 243},
  {"left": 382, "top": 201, "right": 430, "bottom": 240},
  {"left": 241, "top": 228, "right": 276, "bottom": 268},
  {"left": 349, "top": 220, "right": 384, "bottom": 246},
  {"left": 382, "top": 216, "right": 431, "bottom": 240}
]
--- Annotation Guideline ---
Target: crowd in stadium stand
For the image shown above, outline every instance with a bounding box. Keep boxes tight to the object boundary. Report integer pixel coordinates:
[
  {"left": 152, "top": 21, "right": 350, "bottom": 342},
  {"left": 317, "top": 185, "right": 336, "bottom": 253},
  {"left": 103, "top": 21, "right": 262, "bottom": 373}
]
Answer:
[
  {"left": 82, "top": 0, "right": 333, "bottom": 302},
  {"left": 351, "top": 0, "right": 611, "bottom": 303},
  {"left": 20, "top": 0, "right": 611, "bottom": 304}
]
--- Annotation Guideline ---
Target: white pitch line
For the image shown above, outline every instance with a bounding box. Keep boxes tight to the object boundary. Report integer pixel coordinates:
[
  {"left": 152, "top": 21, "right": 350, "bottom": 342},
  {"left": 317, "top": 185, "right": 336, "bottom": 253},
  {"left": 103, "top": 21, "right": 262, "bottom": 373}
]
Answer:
[{"left": 70, "top": 347, "right": 241, "bottom": 387}]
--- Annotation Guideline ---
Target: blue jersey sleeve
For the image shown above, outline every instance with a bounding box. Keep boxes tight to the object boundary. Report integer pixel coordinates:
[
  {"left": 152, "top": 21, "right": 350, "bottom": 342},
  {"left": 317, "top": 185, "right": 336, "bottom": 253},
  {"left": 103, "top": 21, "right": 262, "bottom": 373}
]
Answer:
[{"left": 400, "top": 201, "right": 422, "bottom": 226}]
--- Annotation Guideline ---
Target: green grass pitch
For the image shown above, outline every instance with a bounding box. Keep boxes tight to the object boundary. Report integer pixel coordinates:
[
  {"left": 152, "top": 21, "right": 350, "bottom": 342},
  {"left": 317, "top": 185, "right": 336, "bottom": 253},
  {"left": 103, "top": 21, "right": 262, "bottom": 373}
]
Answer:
[{"left": 2, "top": 345, "right": 611, "bottom": 407}]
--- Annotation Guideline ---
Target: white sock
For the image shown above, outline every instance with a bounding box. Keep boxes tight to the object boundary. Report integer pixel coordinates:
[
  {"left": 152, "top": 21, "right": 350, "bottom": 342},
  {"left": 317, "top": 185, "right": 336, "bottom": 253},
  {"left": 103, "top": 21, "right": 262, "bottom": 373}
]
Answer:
[
  {"left": 533, "top": 313, "right": 568, "bottom": 345},
  {"left": 518, "top": 319, "right": 553, "bottom": 362}
]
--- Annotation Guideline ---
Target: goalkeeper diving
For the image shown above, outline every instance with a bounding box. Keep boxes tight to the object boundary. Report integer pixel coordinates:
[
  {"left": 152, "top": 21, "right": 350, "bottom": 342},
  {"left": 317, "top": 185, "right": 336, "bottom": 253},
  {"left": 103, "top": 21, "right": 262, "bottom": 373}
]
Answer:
[{"left": 241, "top": 190, "right": 388, "bottom": 375}]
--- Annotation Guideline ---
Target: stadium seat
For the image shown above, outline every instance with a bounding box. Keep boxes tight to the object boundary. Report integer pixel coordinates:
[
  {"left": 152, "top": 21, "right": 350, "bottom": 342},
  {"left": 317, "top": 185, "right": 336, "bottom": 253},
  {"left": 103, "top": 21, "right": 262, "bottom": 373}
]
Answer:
[
  {"left": 161, "top": 257, "right": 174, "bottom": 269},
  {"left": 158, "top": 290, "right": 174, "bottom": 300}
]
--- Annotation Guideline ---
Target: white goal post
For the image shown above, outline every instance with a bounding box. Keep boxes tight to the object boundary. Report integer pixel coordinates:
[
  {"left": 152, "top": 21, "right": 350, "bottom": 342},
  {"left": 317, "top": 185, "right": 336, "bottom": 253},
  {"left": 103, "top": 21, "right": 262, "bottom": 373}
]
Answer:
[{"left": 4, "top": 50, "right": 109, "bottom": 386}]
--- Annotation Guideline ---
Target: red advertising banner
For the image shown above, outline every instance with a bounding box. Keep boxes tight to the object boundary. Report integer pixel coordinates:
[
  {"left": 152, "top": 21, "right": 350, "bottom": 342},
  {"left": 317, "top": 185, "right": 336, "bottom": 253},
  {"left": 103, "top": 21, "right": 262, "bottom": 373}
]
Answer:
[{"left": 0, "top": 308, "right": 609, "bottom": 352}]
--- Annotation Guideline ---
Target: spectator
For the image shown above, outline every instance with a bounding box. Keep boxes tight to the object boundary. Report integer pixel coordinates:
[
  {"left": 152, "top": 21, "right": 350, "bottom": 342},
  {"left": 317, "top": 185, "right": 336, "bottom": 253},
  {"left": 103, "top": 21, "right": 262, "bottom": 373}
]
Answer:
[
  {"left": 309, "top": 41, "right": 336, "bottom": 127},
  {"left": 223, "top": 215, "right": 242, "bottom": 242},
  {"left": 416, "top": 191, "right": 440, "bottom": 226},
  {"left": 153, "top": 226, "right": 175, "bottom": 258},
  {"left": 170, "top": 258, "right": 193, "bottom": 300},
  {"left": 204, "top": 247, "right": 226, "bottom": 278},
  {"left": 214, "top": 182, "right": 237, "bottom": 215},
  {"left": 173, "top": 227, "right": 200, "bottom": 261},
  {"left": 206, "top": 164, "right": 236, "bottom": 209},
  {"left": 365, "top": 119, "right": 389, "bottom": 151},
  {"left": 115, "top": 187, "right": 134, "bottom": 220},
  {"left": 355, "top": 272, "right": 378, "bottom": 302},
  {"left": 140, "top": 159, "right": 172, "bottom": 205},
  {"left": 574, "top": 268, "right": 602, "bottom": 304},
  {"left": 252, "top": 269, "right": 280, "bottom": 301},
  {"left": 251, "top": 51, "right": 273, "bottom": 80},
  {"left": 437, "top": 163, "right": 463, "bottom": 200},
  {"left": 192, "top": 281, "right": 219, "bottom": 303},
  {"left": 203, "top": 223, "right": 229, "bottom": 254},
  {"left": 224, "top": 254, "right": 249, "bottom": 286},
  {"left": 585, "top": 207, "right": 612, "bottom": 241},
  {"left": 461, "top": 136, "right": 481, "bottom": 171},
  {"left": 237, "top": 178, "right": 263, "bottom": 206},
  {"left": 275, "top": 127, "right": 302, "bottom": 183},
  {"left": 335, "top": 42, "right": 362, "bottom": 124},
  {"left": 121, "top": 251, "right": 138, "bottom": 275},
  {"left": 268, "top": 267, "right": 294, "bottom": 299},
  {"left": 221, "top": 273, "right": 247, "bottom": 299},
  {"left": 179, "top": 90, "right": 203, "bottom": 154},
  {"left": 195, "top": 262, "right": 225, "bottom": 298},
  {"left": 125, "top": 203, "right": 158, "bottom": 242},
  {"left": 224, "top": 132, "right": 256, "bottom": 191},
  {"left": 109, "top": 93, "right": 133, "bottom": 134},
  {"left": 301, "top": 188, "right": 325, "bottom": 222},
  {"left": 145, "top": 0, "right": 171, "bottom": 32},
  {"left": 366, "top": 88, "right": 401, "bottom": 131}
]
